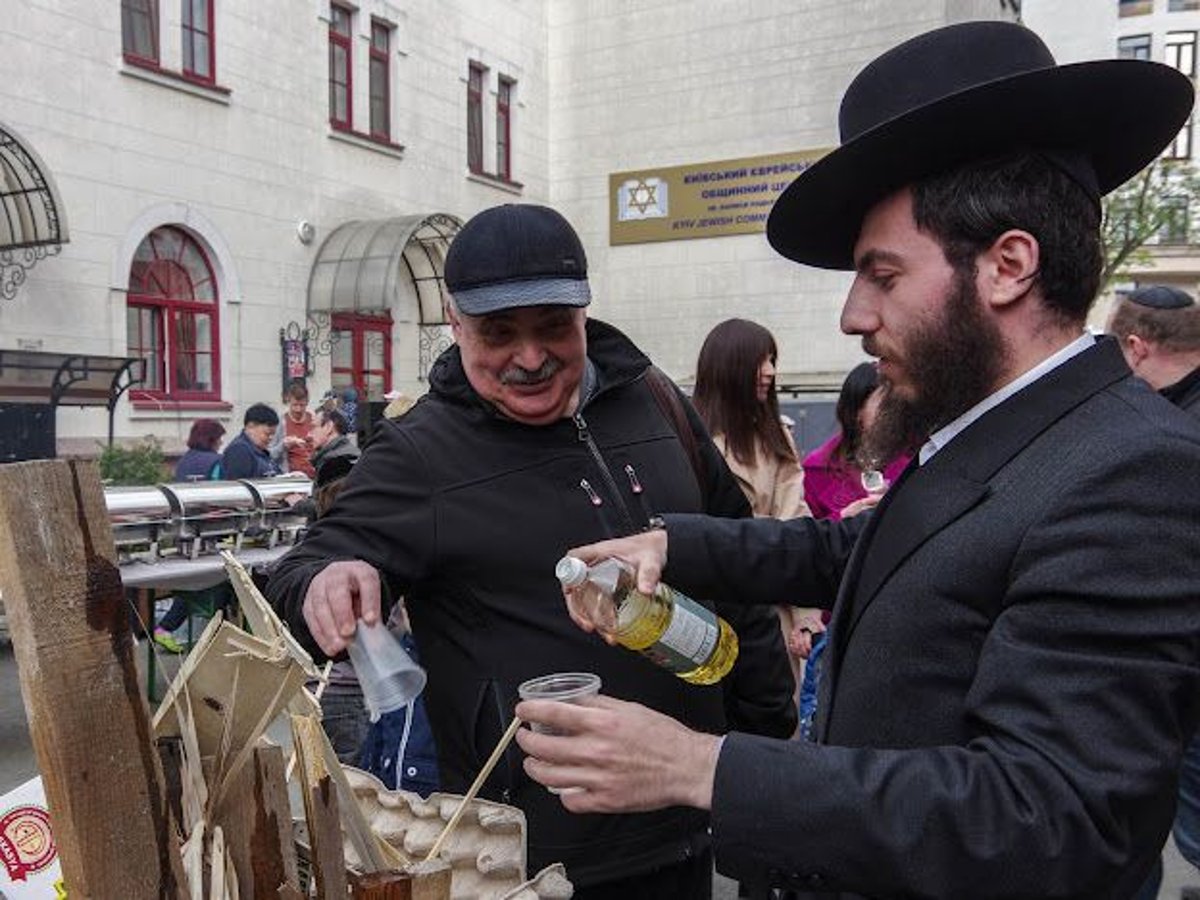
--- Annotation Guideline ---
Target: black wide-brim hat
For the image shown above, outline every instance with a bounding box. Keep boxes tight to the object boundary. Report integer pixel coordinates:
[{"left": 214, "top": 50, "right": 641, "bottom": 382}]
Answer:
[{"left": 766, "top": 21, "right": 1195, "bottom": 270}]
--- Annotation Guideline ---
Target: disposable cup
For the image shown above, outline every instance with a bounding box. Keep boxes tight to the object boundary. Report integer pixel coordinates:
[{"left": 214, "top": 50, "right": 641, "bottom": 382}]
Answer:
[
  {"left": 344, "top": 619, "right": 427, "bottom": 723},
  {"left": 517, "top": 672, "right": 602, "bottom": 731},
  {"left": 517, "top": 672, "right": 601, "bottom": 795}
]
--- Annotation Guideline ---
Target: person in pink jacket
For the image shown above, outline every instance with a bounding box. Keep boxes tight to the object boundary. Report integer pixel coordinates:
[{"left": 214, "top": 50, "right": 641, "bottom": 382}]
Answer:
[{"left": 803, "top": 362, "right": 911, "bottom": 522}]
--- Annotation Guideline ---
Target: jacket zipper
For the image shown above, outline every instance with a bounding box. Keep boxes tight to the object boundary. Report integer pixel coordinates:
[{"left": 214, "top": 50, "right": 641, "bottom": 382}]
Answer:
[
  {"left": 574, "top": 412, "right": 637, "bottom": 534},
  {"left": 624, "top": 464, "right": 655, "bottom": 526}
]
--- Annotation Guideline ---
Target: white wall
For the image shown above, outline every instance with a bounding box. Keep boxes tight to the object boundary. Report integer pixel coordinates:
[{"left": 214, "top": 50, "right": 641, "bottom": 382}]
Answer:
[
  {"left": 546, "top": 0, "right": 1015, "bottom": 385},
  {"left": 0, "top": 0, "right": 550, "bottom": 453}
]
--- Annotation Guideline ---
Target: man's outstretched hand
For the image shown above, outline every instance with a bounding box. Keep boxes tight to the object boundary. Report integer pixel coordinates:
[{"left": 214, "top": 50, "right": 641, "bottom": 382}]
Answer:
[{"left": 515, "top": 693, "right": 721, "bottom": 813}]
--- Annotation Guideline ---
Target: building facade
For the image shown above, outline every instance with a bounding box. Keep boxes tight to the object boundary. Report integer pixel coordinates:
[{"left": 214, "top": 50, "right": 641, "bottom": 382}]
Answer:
[
  {"left": 1025, "top": 0, "right": 1200, "bottom": 322},
  {"left": 2, "top": 0, "right": 1017, "bottom": 458}
]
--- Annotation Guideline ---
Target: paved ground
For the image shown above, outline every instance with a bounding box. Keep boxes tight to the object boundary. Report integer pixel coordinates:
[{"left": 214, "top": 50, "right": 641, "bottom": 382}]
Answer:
[{"left": 0, "top": 641, "right": 1195, "bottom": 897}]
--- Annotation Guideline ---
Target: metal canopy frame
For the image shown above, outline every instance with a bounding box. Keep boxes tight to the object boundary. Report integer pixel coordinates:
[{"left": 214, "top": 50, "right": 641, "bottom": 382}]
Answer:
[
  {"left": 0, "top": 351, "right": 146, "bottom": 446},
  {"left": 306, "top": 213, "right": 461, "bottom": 322},
  {"left": 306, "top": 212, "right": 462, "bottom": 380},
  {"left": 0, "top": 121, "right": 69, "bottom": 302}
]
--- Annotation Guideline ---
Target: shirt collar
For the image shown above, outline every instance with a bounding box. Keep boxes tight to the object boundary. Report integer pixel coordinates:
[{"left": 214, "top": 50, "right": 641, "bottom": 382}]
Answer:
[{"left": 918, "top": 332, "right": 1095, "bottom": 466}]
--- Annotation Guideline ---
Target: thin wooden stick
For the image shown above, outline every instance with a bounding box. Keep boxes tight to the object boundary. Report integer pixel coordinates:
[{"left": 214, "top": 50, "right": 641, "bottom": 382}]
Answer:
[
  {"left": 424, "top": 716, "right": 522, "bottom": 863},
  {"left": 285, "top": 660, "right": 334, "bottom": 782}
]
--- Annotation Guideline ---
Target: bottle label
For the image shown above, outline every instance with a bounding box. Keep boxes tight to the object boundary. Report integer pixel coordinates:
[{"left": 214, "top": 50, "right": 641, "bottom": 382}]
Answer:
[{"left": 644, "top": 594, "right": 719, "bottom": 674}]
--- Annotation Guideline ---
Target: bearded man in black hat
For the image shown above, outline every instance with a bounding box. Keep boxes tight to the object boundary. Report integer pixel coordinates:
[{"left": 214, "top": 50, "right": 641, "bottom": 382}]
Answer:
[
  {"left": 515, "top": 22, "right": 1200, "bottom": 900},
  {"left": 266, "top": 203, "right": 796, "bottom": 898}
]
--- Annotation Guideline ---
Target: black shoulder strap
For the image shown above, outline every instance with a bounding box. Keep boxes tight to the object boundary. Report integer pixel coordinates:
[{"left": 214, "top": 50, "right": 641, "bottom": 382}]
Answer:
[{"left": 644, "top": 366, "right": 708, "bottom": 490}]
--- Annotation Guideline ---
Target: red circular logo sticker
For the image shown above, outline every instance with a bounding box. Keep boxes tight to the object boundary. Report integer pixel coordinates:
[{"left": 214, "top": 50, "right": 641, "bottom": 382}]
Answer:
[{"left": 0, "top": 805, "right": 56, "bottom": 881}]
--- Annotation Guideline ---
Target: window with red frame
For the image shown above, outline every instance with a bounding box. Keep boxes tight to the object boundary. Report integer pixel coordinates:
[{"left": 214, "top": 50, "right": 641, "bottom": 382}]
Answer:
[
  {"left": 181, "top": 0, "right": 215, "bottom": 82},
  {"left": 126, "top": 226, "right": 221, "bottom": 401},
  {"left": 330, "top": 313, "right": 392, "bottom": 404},
  {"left": 369, "top": 21, "right": 391, "bottom": 139},
  {"left": 122, "top": 0, "right": 159, "bottom": 64},
  {"left": 497, "top": 77, "right": 514, "bottom": 180},
  {"left": 467, "top": 62, "right": 485, "bottom": 173},
  {"left": 329, "top": 4, "right": 353, "bottom": 129}
]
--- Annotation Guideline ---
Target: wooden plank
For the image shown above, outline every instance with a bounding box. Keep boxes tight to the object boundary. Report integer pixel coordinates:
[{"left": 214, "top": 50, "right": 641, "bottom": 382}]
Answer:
[
  {"left": 408, "top": 865, "right": 452, "bottom": 900},
  {"left": 292, "top": 714, "right": 348, "bottom": 899},
  {"left": 214, "top": 740, "right": 300, "bottom": 900},
  {"left": 349, "top": 871, "right": 413, "bottom": 899},
  {"left": 0, "top": 459, "right": 185, "bottom": 898}
]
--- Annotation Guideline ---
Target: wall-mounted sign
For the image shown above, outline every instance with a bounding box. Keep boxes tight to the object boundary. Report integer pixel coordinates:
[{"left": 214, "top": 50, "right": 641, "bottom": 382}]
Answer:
[{"left": 609, "top": 148, "right": 829, "bottom": 245}]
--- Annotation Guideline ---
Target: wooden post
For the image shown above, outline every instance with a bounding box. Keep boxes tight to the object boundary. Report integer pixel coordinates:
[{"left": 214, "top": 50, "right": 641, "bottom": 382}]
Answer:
[
  {"left": 214, "top": 740, "right": 300, "bottom": 899},
  {"left": 292, "top": 714, "right": 348, "bottom": 899},
  {"left": 350, "top": 871, "right": 413, "bottom": 899},
  {"left": 0, "top": 460, "right": 185, "bottom": 898}
]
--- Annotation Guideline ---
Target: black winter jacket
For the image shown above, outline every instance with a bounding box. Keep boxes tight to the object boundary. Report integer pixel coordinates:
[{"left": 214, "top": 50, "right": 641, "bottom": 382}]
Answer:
[{"left": 266, "top": 319, "right": 796, "bottom": 887}]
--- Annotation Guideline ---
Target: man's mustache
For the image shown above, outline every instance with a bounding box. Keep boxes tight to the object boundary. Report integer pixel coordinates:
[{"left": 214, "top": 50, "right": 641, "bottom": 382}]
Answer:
[{"left": 500, "top": 358, "right": 562, "bottom": 385}]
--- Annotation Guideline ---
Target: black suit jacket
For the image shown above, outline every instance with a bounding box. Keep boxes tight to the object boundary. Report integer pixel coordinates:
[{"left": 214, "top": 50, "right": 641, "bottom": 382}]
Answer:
[{"left": 666, "top": 340, "right": 1200, "bottom": 899}]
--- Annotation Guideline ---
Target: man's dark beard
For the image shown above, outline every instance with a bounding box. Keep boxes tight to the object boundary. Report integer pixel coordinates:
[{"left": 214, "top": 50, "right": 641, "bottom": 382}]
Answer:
[{"left": 859, "top": 269, "right": 1008, "bottom": 468}]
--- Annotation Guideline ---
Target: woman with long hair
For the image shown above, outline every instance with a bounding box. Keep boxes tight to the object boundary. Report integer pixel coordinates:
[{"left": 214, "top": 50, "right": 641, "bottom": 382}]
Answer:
[
  {"left": 693, "top": 319, "right": 810, "bottom": 722},
  {"left": 692, "top": 318, "right": 810, "bottom": 520}
]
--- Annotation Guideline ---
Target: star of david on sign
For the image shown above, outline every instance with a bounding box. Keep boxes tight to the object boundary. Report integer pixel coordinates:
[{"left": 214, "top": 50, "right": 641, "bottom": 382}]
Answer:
[{"left": 627, "top": 179, "right": 659, "bottom": 214}]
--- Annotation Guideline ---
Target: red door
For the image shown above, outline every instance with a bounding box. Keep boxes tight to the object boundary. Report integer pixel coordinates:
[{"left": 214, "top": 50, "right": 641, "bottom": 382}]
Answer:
[{"left": 330, "top": 312, "right": 392, "bottom": 402}]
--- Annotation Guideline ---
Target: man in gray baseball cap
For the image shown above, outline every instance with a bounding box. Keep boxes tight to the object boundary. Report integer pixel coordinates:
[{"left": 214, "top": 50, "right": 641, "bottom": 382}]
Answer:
[{"left": 268, "top": 203, "right": 796, "bottom": 898}]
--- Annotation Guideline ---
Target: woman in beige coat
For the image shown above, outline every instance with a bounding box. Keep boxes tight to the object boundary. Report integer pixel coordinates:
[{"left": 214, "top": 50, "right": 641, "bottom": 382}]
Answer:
[{"left": 692, "top": 318, "right": 811, "bottom": 711}]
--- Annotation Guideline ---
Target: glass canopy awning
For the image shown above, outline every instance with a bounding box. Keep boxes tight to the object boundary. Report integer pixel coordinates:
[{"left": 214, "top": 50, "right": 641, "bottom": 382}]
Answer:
[
  {"left": 0, "top": 351, "right": 145, "bottom": 445},
  {"left": 306, "top": 213, "right": 461, "bottom": 324},
  {"left": 1, "top": 121, "right": 68, "bottom": 301}
]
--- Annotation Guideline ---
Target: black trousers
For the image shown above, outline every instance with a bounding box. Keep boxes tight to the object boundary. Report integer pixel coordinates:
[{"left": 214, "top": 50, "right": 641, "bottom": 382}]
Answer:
[{"left": 572, "top": 844, "right": 714, "bottom": 900}]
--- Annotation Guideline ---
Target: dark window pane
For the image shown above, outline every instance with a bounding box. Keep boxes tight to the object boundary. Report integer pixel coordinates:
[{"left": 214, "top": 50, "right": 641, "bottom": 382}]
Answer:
[
  {"left": 468, "top": 65, "right": 484, "bottom": 172},
  {"left": 333, "top": 84, "right": 348, "bottom": 124},
  {"left": 192, "top": 33, "right": 211, "bottom": 77},
  {"left": 1117, "top": 33, "right": 1152, "bottom": 59},
  {"left": 332, "top": 5, "right": 351, "bottom": 35},
  {"left": 122, "top": 0, "right": 159, "bottom": 61},
  {"left": 372, "top": 22, "right": 389, "bottom": 52},
  {"left": 370, "top": 56, "right": 388, "bottom": 135}
]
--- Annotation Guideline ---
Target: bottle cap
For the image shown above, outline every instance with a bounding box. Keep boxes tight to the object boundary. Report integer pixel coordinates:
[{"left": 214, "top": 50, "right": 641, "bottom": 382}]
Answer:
[{"left": 555, "top": 556, "right": 588, "bottom": 587}]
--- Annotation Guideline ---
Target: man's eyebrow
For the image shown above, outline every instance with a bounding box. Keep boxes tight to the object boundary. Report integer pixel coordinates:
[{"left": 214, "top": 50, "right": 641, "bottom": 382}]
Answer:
[{"left": 855, "top": 249, "right": 903, "bottom": 273}]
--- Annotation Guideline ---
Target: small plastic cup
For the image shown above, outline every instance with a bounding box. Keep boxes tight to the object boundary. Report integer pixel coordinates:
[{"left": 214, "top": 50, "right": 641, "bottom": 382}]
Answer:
[
  {"left": 861, "top": 469, "right": 888, "bottom": 496},
  {"left": 517, "top": 672, "right": 601, "bottom": 794},
  {"left": 517, "top": 672, "right": 602, "bottom": 731},
  {"left": 344, "top": 619, "right": 427, "bottom": 723}
]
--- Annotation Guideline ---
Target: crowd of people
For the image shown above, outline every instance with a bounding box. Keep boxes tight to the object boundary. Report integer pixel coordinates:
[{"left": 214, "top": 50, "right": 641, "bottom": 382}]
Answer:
[{"left": 142, "top": 20, "right": 1200, "bottom": 900}]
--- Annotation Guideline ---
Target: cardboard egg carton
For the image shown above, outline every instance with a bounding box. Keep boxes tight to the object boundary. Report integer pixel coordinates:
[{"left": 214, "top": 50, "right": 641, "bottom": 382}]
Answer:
[{"left": 342, "top": 767, "right": 574, "bottom": 899}]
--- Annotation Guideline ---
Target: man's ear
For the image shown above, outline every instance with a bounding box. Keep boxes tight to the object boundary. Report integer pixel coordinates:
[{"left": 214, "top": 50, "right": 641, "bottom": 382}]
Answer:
[
  {"left": 979, "top": 229, "right": 1040, "bottom": 310},
  {"left": 446, "top": 300, "right": 462, "bottom": 338},
  {"left": 1124, "top": 333, "right": 1151, "bottom": 367}
]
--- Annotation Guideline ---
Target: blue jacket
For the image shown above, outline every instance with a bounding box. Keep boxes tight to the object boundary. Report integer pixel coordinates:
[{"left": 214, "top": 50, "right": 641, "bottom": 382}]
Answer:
[
  {"left": 356, "top": 634, "right": 439, "bottom": 797},
  {"left": 173, "top": 448, "right": 221, "bottom": 482},
  {"left": 220, "top": 431, "right": 279, "bottom": 480}
]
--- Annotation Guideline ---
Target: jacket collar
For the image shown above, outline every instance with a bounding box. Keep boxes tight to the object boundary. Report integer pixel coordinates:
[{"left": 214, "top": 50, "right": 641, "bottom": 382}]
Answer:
[{"left": 818, "top": 338, "right": 1133, "bottom": 737}]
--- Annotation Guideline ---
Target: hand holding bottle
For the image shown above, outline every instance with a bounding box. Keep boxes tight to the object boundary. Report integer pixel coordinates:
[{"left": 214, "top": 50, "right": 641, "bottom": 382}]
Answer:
[
  {"left": 559, "top": 529, "right": 669, "bottom": 634},
  {"left": 555, "top": 551, "right": 738, "bottom": 685}
]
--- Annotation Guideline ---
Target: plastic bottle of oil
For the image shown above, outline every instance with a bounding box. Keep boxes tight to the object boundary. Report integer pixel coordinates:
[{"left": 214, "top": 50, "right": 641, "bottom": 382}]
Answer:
[{"left": 555, "top": 556, "right": 738, "bottom": 685}]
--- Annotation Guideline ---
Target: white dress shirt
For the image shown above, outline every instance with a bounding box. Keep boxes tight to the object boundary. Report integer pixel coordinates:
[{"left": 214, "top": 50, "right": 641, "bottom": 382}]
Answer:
[{"left": 919, "top": 332, "right": 1096, "bottom": 466}]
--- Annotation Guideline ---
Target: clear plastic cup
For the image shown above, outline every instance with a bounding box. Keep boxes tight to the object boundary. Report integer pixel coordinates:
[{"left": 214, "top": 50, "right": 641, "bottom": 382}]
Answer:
[
  {"left": 517, "top": 672, "right": 601, "bottom": 735},
  {"left": 344, "top": 619, "right": 427, "bottom": 723},
  {"left": 517, "top": 672, "right": 601, "bottom": 795}
]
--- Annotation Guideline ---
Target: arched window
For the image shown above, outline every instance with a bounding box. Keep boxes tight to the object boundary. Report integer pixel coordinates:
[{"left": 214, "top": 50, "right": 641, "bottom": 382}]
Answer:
[{"left": 126, "top": 226, "right": 220, "bottom": 401}]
